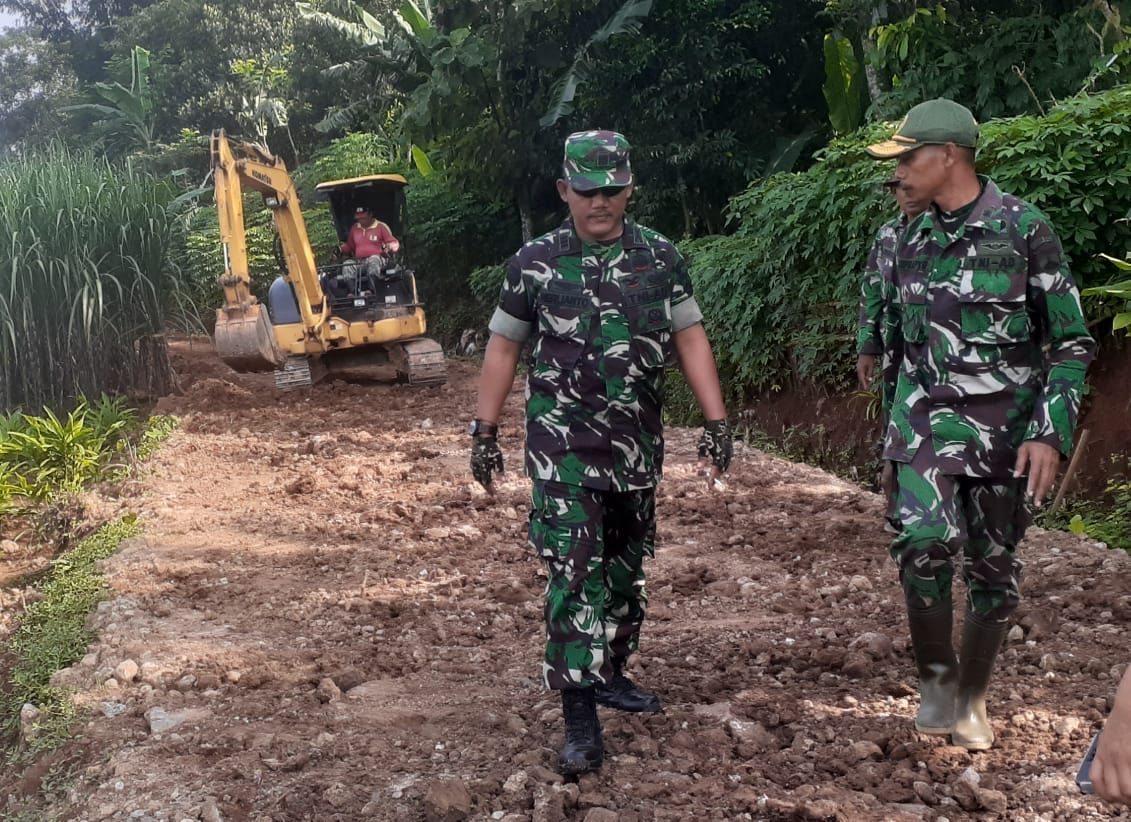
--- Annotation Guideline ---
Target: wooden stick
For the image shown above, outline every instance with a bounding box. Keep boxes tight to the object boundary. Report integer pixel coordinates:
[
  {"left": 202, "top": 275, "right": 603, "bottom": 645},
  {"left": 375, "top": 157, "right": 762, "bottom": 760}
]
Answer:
[{"left": 1051, "top": 428, "right": 1091, "bottom": 513}]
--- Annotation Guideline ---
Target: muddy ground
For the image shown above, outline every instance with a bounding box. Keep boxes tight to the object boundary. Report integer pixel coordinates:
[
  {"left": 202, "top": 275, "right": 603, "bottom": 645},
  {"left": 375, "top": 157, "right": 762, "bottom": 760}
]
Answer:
[{"left": 2, "top": 337, "right": 1130, "bottom": 821}]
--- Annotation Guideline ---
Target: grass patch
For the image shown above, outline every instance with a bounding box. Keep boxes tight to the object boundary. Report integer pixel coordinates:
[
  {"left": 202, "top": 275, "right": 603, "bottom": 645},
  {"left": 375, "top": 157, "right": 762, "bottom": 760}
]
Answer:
[{"left": 2, "top": 516, "right": 141, "bottom": 760}]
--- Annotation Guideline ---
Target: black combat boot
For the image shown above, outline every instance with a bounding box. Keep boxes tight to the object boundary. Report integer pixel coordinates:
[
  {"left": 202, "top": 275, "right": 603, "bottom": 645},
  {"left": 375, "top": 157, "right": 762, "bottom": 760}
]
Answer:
[
  {"left": 951, "top": 609, "right": 1010, "bottom": 751},
  {"left": 594, "top": 658, "right": 662, "bottom": 713},
  {"left": 907, "top": 601, "right": 958, "bottom": 735},
  {"left": 559, "top": 687, "right": 603, "bottom": 775}
]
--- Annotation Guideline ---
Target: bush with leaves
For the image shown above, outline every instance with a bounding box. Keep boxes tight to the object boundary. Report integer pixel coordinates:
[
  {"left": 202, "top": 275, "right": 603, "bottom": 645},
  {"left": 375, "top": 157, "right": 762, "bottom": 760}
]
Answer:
[
  {"left": 683, "top": 121, "right": 894, "bottom": 395},
  {"left": 867, "top": 3, "right": 1126, "bottom": 121},
  {"left": 407, "top": 174, "right": 519, "bottom": 345},
  {"left": 687, "top": 84, "right": 1131, "bottom": 400},
  {"left": 1082, "top": 254, "right": 1131, "bottom": 335},
  {"left": 0, "top": 396, "right": 137, "bottom": 501}
]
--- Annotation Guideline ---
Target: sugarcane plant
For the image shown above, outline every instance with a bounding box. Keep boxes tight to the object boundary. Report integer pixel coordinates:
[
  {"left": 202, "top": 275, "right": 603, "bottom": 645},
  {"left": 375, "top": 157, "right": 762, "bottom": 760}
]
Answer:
[{"left": 0, "top": 143, "right": 181, "bottom": 413}]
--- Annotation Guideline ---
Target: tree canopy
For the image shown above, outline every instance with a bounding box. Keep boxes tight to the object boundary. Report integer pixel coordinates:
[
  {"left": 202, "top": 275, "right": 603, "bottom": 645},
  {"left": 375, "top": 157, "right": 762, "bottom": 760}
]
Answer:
[{"left": 1, "top": 0, "right": 1129, "bottom": 365}]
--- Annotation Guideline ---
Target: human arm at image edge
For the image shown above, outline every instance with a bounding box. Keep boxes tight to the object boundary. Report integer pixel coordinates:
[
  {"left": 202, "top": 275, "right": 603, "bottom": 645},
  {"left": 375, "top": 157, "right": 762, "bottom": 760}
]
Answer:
[{"left": 1093, "top": 666, "right": 1131, "bottom": 805}]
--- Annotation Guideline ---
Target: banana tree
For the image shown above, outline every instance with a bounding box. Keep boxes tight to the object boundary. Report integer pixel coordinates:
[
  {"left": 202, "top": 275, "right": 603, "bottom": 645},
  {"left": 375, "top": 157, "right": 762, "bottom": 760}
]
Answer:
[
  {"left": 62, "top": 45, "right": 156, "bottom": 156},
  {"left": 822, "top": 31, "right": 866, "bottom": 134}
]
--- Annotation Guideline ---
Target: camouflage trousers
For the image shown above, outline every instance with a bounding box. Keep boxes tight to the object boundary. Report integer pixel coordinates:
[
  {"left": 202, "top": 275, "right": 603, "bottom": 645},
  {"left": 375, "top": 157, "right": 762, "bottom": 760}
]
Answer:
[
  {"left": 891, "top": 444, "right": 1030, "bottom": 619},
  {"left": 528, "top": 480, "right": 656, "bottom": 690}
]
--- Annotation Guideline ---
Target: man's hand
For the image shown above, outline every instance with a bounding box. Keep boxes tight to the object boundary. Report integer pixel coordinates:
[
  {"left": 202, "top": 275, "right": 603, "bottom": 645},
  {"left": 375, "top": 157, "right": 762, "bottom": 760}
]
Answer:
[
  {"left": 697, "top": 419, "right": 733, "bottom": 488},
  {"left": 857, "top": 354, "right": 877, "bottom": 389},
  {"left": 1013, "top": 440, "right": 1060, "bottom": 507},
  {"left": 471, "top": 436, "right": 504, "bottom": 490},
  {"left": 1094, "top": 668, "right": 1131, "bottom": 806}
]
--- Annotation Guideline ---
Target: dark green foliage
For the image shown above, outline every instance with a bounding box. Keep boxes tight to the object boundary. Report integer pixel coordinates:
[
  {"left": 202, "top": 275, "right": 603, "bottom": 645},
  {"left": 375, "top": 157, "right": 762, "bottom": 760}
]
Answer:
[
  {"left": 686, "top": 85, "right": 1131, "bottom": 400},
  {"left": 868, "top": 3, "right": 1124, "bottom": 120},
  {"left": 0, "top": 396, "right": 138, "bottom": 501},
  {"left": 682, "top": 121, "right": 894, "bottom": 395},
  {"left": 575, "top": 0, "right": 829, "bottom": 238},
  {"left": 107, "top": 0, "right": 300, "bottom": 145},
  {"left": 978, "top": 87, "right": 1131, "bottom": 286},
  {"left": 406, "top": 172, "right": 521, "bottom": 345}
]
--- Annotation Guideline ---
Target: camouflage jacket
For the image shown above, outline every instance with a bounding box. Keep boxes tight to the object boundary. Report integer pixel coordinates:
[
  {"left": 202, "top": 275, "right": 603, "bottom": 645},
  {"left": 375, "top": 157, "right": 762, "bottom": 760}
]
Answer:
[
  {"left": 883, "top": 178, "right": 1095, "bottom": 476},
  {"left": 858, "top": 214, "right": 908, "bottom": 414},
  {"left": 488, "top": 218, "right": 703, "bottom": 490},
  {"left": 857, "top": 214, "right": 905, "bottom": 357}
]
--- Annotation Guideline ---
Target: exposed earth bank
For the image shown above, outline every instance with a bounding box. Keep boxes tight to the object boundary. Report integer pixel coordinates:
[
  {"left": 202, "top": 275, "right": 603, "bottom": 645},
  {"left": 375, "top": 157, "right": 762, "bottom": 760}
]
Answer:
[{"left": 2, "top": 338, "right": 1130, "bottom": 822}]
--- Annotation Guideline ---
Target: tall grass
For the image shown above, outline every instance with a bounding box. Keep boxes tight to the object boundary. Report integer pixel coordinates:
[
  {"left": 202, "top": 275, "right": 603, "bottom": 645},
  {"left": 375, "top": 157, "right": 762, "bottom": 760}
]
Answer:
[{"left": 0, "top": 143, "right": 181, "bottom": 413}]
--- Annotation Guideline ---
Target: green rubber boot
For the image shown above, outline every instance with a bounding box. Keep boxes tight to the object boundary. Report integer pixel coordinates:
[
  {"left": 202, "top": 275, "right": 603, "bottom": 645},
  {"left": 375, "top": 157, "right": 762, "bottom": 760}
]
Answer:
[
  {"left": 951, "top": 610, "right": 1010, "bottom": 751},
  {"left": 907, "top": 601, "right": 958, "bottom": 735}
]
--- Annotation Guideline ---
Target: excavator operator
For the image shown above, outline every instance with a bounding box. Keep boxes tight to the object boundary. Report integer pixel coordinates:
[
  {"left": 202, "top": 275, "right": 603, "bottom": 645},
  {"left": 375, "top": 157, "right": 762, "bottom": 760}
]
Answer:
[
  {"left": 340, "top": 206, "right": 400, "bottom": 260},
  {"left": 336, "top": 206, "right": 401, "bottom": 292}
]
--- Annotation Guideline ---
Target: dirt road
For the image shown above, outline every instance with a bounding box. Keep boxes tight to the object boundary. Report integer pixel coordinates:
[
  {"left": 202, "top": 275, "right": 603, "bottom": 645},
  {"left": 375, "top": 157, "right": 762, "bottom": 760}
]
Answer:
[{"left": 3, "top": 339, "right": 1130, "bottom": 821}]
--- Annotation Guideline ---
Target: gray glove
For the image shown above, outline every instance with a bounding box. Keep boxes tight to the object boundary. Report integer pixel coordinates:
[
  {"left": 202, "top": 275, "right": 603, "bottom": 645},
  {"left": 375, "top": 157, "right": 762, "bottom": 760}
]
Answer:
[
  {"left": 471, "top": 436, "right": 504, "bottom": 488},
  {"left": 697, "top": 419, "right": 733, "bottom": 473}
]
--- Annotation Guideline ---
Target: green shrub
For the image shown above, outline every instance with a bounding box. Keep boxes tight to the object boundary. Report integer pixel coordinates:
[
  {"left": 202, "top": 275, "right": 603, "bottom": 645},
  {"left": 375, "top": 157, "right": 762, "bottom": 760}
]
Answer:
[
  {"left": 0, "top": 398, "right": 166, "bottom": 505},
  {"left": 0, "top": 399, "right": 129, "bottom": 499}
]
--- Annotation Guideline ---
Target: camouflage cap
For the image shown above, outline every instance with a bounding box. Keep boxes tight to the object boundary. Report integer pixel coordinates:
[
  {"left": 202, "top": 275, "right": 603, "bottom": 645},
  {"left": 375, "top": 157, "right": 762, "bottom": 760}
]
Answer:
[
  {"left": 866, "top": 98, "right": 979, "bottom": 159},
  {"left": 562, "top": 130, "right": 632, "bottom": 190}
]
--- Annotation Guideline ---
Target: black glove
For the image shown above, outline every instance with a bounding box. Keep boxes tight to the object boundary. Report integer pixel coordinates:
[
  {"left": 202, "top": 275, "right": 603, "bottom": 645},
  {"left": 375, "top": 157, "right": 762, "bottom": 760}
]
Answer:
[
  {"left": 697, "top": 419, "right": 733, "bottom": 473},
  {"left": 471, "top": 436, "right": 504, "bottom": 488}
]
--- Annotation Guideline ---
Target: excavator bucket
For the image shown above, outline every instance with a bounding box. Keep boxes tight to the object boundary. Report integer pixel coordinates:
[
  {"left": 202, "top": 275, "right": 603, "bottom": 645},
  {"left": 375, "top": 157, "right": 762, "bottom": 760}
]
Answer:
[{"left": 214, "top": 303, "right": 287, "bottom": 372}]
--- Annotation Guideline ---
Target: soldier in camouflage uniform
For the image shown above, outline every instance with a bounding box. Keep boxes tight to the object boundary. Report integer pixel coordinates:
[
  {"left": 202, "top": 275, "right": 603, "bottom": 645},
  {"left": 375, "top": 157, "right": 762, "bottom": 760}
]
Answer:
[
  {"left": 469, "top": 130, "right": 732, "bottom": 775},
  {"left": 857, "top": 180, "right": 928, "bottom": 531},
  {"left": 866, "top": 99, "right": 1094, "bottom": 750}
]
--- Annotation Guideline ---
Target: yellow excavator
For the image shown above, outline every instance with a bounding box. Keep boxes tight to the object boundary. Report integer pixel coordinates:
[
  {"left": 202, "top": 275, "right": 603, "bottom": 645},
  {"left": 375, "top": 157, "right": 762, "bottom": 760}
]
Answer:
[{"left": 211, "top": 129, "right": 446, "bottom": 389}]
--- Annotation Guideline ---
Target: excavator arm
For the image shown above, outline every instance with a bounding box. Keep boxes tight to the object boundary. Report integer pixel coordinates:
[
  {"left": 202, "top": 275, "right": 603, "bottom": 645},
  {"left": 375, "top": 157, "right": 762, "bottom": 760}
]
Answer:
[{"left": 211, "top": 129, "right": 340, "bottom": 371}]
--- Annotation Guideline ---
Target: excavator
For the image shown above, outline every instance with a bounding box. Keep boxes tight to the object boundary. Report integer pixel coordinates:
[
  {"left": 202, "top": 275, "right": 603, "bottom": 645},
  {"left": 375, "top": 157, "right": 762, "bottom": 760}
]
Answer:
[{"left": 211, "top": 129, "right": 446, "bottom": 389}]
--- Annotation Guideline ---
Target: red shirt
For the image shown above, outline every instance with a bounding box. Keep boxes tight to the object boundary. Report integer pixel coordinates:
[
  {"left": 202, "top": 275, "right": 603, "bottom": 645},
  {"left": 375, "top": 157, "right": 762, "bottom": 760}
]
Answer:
[{"left": 340, "top": 220, "right": 399, "bottom": 257}]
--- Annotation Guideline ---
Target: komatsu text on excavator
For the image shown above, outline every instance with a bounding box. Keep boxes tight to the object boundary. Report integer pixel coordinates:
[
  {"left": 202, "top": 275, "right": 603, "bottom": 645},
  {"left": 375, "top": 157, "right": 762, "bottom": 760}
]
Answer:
[{"left": 211, "top": 129, "right": 446, "bottom": 389}]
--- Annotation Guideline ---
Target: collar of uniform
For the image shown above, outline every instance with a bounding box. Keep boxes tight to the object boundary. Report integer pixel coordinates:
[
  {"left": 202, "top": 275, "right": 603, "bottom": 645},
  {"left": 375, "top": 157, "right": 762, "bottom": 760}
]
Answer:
[
  {"left": 913, "top": 175, "right": 1006, "bottom": 239},
  {"left": 962, "top": 176, "right": 1007, "bottom": 233},
  {"left": 551, "top": 217, "right": 642, "bottom": 258}
]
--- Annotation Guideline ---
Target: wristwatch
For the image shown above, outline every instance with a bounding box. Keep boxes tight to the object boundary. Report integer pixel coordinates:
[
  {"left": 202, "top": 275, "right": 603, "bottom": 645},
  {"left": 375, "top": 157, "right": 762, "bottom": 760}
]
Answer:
[{"left": 468, "top": 419, "right": 498, "bottom": 437}]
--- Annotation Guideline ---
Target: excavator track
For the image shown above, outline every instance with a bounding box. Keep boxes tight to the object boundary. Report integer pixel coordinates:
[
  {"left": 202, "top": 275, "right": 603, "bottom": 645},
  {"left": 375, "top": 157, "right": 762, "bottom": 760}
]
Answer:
[
  {"left": 274, "top": 356, "right": 326, "bottom": 390},
  {"left": 393, "top": 338, "right": 447, "bottom": 385}
]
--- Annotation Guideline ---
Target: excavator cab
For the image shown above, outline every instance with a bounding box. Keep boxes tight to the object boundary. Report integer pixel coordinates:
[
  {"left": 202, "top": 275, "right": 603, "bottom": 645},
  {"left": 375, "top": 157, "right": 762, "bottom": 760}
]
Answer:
[
  {"left": 318, "top": 174, "right": 408, "bottom": 245},
  {"left": 310, "top": 176, "right": 417, "bottom": 322}
]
